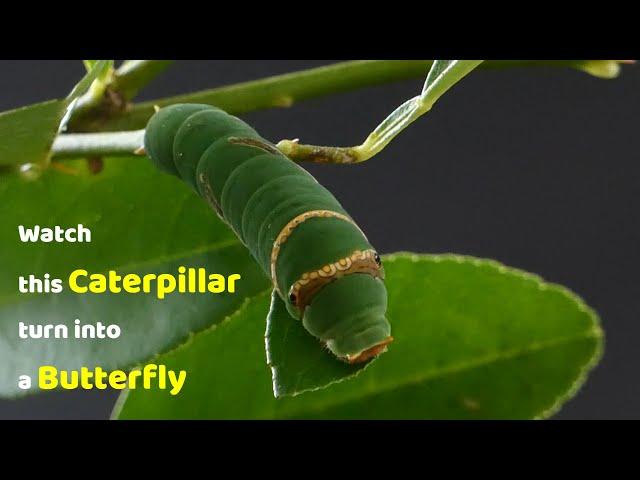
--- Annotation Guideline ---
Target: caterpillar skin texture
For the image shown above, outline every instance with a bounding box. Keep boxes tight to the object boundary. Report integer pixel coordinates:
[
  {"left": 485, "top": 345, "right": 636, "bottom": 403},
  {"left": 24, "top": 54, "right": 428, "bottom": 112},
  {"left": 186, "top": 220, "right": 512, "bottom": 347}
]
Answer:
[{"left": 144, "top": 104, "right": 392, "bottom": 363}]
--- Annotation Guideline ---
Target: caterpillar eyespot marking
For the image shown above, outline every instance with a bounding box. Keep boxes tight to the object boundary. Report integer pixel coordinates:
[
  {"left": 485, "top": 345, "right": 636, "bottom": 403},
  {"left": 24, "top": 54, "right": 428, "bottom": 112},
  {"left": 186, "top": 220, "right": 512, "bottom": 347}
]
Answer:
[{"left": 144, "top": 104, "right": 391, "bottom": 362}]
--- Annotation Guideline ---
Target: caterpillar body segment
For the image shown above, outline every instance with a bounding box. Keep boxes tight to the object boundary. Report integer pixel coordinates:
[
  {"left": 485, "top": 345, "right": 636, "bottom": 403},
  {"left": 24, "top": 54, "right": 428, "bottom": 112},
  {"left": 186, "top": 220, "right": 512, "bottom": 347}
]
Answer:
[{"left": 144, "top": 104, "right": 392, "bottom": 363}]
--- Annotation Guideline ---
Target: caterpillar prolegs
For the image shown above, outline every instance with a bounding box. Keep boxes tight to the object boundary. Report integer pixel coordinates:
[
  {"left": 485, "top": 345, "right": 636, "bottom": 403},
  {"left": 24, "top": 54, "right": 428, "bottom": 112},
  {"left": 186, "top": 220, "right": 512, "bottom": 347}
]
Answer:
[{"left": 144, "top": 104, "right": 392, "bottom": 363}]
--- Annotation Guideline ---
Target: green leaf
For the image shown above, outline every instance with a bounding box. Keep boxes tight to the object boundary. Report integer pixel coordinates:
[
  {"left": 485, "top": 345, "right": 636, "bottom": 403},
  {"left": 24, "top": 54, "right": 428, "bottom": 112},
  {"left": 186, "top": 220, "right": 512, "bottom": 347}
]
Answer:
[
  {"left": 0, "top": 157, "right": 268, "bottom": 397},
  {"left": 421, "top": 60, "right": 484, "bottom": 108},
  {"left": 83, "top": 60, "right": 99, "bottom": 72},
  {"left": 265, "top": 290, "right": 367, "bottom": 398},
  {"left": 0, "top": 60, "right": 113, "bottom": 167},
  {"left": 115, "top": 253, "right": 602, "bottom": 419},
  {"left": 67, "top": 60, "right": 112, "bottom": 100},
  {"left": 573, "top": 60, "right": 623, "bottom": 79},
  {"left": 0, "top": 100, "right": 67, "bottom": 168}
]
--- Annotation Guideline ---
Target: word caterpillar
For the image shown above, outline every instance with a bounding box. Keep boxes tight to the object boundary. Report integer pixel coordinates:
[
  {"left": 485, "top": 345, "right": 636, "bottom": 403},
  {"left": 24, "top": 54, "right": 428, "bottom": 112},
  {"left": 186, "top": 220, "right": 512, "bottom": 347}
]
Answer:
[{"left": 144, "top": 104, "right": 392, "bottom": 363}]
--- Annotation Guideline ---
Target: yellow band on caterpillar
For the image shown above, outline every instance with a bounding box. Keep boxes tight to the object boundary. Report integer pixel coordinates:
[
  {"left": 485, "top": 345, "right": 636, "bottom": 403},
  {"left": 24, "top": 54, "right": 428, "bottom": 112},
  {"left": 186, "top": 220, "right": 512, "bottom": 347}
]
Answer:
[{"left": 270, "top": 209, "right": 361, "bottom": 293}]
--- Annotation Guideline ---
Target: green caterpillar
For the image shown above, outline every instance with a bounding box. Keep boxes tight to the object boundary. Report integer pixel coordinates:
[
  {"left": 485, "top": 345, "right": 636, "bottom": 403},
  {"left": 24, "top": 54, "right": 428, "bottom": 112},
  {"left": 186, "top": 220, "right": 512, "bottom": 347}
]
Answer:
[{"left": 144, "top": 104, "right": 392, "bottom": 363}]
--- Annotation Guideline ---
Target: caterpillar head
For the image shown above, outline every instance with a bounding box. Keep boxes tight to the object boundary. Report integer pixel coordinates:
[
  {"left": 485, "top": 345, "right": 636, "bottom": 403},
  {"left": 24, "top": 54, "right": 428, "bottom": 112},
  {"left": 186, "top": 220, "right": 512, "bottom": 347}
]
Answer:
[{"left": 301, "top": 273, "right": 392, "bottom": 363}]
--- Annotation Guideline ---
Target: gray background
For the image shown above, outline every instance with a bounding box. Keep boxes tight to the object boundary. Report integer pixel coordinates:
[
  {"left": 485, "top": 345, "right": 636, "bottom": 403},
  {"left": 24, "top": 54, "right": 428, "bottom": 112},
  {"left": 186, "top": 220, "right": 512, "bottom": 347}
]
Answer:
[{"left": 0, "top": 60, "right": 638, "bottom": 419}]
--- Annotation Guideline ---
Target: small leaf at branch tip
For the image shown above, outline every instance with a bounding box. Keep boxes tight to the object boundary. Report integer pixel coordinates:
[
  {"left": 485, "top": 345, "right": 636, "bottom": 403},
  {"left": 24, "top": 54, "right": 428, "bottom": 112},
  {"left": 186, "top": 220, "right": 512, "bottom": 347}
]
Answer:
[
  {"left": 575, "top": 60, "right": 622, "bottom": 79},
  {"left": 275, "top": 139, "right": 294, "bottom": 155}
]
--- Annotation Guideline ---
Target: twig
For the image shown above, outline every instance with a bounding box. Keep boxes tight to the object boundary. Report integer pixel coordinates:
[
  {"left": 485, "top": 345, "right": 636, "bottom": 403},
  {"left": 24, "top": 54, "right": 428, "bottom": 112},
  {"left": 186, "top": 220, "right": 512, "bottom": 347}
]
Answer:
[
  {"left": 51, "top": 130, "right": 145, "bottom": 159},
  {"left": 70, "top": 60, "right": 625, "bottom": 133}
]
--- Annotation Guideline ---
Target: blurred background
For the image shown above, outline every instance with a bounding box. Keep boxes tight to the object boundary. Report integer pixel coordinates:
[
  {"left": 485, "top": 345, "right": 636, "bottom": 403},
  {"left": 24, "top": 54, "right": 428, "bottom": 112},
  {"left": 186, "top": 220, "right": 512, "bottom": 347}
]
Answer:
[{"left": 0, "top": 60, "right": 637, "bottom": 419}]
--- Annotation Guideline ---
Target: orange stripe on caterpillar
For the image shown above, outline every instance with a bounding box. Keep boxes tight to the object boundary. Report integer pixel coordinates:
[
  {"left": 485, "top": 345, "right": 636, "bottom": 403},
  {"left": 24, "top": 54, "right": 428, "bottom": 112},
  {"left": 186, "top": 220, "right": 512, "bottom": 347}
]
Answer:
[{"left": 288, "top": 249, "right": 384, "bottom": 316}]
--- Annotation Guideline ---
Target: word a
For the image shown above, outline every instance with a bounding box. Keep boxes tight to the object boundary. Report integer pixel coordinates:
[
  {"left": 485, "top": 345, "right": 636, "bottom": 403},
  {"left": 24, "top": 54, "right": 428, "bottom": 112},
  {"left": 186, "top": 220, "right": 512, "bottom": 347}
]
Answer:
[
  {"left": 36, "top": 364, "right": 187, "bottom": 395},
  {"left": 18, "top": 320, "right": 121, "bottom": 339},
  {"left": 18, "top": 224, "right": 91, "bottom": 243}
]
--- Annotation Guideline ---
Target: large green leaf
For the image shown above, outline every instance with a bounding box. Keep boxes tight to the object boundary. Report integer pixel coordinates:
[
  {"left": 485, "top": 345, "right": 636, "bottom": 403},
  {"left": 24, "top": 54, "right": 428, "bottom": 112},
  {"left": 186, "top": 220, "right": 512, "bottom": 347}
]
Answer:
[
  {"left": 0, "top": 157, "right": 267, "bottom": 397},
  {"left": 0, "top": 60, "right": 112, "bottom": 167},
  {"left": 115, "top": 253, "right": 602, "bottom": 419}
]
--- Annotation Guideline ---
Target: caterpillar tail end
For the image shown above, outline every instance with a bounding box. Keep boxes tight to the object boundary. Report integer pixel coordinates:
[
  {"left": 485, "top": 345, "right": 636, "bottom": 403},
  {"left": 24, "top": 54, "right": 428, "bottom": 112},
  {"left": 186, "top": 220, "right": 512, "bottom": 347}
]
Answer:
[{"left": 344, "top": 336, "right": 394, "bottom": 364}]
